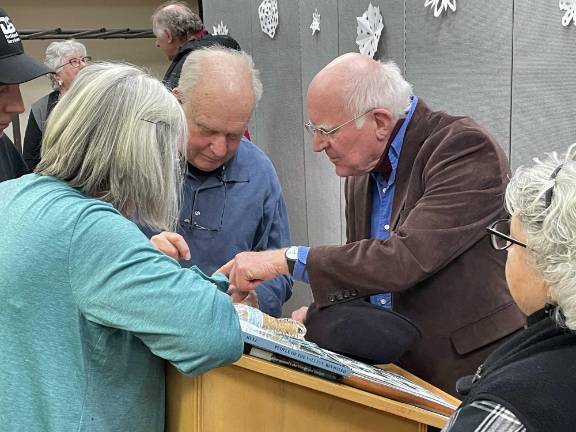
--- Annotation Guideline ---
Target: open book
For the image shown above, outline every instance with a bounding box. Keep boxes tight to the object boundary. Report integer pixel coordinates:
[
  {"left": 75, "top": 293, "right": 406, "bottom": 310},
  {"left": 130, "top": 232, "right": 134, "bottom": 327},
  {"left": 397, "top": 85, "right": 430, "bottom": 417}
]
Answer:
[{"left": 240, "top": 319, "right": 458, "bottom": 416}]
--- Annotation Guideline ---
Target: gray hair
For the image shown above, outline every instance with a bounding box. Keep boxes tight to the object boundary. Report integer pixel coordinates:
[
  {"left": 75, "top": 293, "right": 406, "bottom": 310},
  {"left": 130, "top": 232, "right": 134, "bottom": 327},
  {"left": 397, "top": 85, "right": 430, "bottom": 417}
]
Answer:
[
  {"left": 346, "top": 60, "right": 413, "bottom": 127},
  {"left": 179, "top": 46, "right": 263, "bottom": 104},
  {"left": 36, "top": 62, "right": 186, "bottom": 232},
  {"left": 505, "top": 143, "right": 576, "bottom": 330},
  {"left": 44, "top": 40, "right": 87, "bottom": 90},
  {"left": 152, "top": 1, "right": 203, "bottom": 42}
]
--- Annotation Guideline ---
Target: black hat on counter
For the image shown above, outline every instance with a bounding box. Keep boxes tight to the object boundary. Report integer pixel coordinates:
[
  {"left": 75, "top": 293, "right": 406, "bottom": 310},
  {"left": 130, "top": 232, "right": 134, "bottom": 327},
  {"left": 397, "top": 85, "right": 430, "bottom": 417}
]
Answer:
[
  {"left": 305, "top": 299, "right": 422, "bottom": 364},
  {"left": 0, "top": 8, "right": 52, "bottom": 84}
]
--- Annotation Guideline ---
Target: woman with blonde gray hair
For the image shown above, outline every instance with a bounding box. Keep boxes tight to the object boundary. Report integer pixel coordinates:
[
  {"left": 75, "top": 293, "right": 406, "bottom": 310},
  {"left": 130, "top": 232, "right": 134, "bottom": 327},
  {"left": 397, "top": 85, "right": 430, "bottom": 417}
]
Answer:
[
  {"left": 443, "top": 145, "right": 576, "bottom": 432},
  {"left": 23, "top": 39, "right": 90, "bottom": 170},
  {"left": 0, "top": 62, "right": 243, "bottom": 431}
]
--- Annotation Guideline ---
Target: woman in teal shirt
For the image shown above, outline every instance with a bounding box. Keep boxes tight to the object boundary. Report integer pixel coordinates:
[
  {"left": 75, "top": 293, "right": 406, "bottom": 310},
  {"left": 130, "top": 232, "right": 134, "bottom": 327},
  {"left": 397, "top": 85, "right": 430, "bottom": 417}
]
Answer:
[{"left": 0, "top": 62, "right": 243, "bottom": 431}]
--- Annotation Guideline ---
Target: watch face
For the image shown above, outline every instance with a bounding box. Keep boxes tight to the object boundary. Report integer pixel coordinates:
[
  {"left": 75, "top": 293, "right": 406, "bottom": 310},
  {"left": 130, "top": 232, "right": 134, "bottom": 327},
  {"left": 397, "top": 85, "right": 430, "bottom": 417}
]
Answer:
[{"left": 286, "top": 246, "right": 298, "bottom": 260}]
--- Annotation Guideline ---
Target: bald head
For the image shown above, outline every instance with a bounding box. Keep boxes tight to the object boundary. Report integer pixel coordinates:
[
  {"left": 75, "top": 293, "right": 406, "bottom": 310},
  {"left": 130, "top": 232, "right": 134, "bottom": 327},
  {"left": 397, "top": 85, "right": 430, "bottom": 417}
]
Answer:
[
  {"left": 179, "top": 47, "right": 262, "bottom": 115},
  {"left": 308, "top": 53, "right": 413, "bottom": 122}
]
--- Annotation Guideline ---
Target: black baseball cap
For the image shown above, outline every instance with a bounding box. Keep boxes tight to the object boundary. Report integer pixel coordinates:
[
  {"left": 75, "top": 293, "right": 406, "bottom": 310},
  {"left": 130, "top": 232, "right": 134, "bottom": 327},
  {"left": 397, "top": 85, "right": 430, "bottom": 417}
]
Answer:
[{"left": 0, "top": 8, "right": 52, "bottom": 84}]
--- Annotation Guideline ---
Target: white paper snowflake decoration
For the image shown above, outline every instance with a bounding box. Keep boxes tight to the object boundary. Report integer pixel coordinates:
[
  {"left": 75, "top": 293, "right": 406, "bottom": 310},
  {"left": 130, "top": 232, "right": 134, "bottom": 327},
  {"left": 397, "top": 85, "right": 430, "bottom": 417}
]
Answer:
[
  {"left": 310, "top": 8, "right": 321, "bottom": 35},
  {"left": 258, "top": 0, "right": 279, "bottom": 39},
  {"left": 424, "top": 0, "right": 457, "bottom": 18},
  {"left": 559, "top": 0, "right": 576, "bottom": 26},
  {"left": 212, "top": 21, "right": 229, "bottom": 35},
  {"left": 356, "top": 3, "right": 384, "bottom": 59}
]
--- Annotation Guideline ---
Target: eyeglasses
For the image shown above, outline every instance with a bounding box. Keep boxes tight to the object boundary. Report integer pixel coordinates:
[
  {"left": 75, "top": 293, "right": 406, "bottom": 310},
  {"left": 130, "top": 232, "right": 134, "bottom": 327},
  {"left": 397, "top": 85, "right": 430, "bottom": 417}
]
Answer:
[
  {"left": 55, "top": 56, "right": 92, "bottom": 70},
  {"left": 304, "top": 108, "right": 374, "bottom": 137},
  {"left": 486, "top": 219, "right": 526, "bottom": 250},
  {"left": 181, "top": 174, "right": 227, "bottom": 232}
]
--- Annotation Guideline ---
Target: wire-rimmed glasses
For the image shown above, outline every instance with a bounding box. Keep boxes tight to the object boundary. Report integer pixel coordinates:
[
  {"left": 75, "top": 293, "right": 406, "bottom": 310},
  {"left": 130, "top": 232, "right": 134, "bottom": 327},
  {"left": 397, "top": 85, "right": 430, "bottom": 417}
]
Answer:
[{"left": 304, "top": 108, "right": 374, "bottom": 137}]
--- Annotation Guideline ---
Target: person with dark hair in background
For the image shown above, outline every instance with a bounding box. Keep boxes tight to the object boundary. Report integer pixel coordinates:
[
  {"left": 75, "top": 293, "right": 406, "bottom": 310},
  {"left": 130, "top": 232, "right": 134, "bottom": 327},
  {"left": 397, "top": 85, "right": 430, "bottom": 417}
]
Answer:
[
  {"left": 0, "top": 7, "right": 51, "bottom": 182},
  {"left": 151, "top": 0, "right": 241, "bottom": 90},
  {"left": 23, "top": 39, "right": 90, "bottom": 170}
]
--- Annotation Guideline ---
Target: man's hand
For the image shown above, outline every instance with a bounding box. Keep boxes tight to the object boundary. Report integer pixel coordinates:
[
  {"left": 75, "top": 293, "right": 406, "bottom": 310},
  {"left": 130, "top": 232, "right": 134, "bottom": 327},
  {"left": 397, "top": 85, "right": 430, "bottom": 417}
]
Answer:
[
  {"left": 150, "top": 231, "right": 191, "bottom": 260},
  {"left": 217, "top": 249, "right": 289, "bottom": 295},
  {"left": 291, "top": 306, "right": 309, "bottom": 324}
]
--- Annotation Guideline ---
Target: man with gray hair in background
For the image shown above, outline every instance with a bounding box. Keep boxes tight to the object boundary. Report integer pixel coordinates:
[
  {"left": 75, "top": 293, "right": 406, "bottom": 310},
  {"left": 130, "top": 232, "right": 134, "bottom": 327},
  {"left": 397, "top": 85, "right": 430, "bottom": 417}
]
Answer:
[
  {"left": 147, "top": 46, "right": 293, "bottom": 317},
  {"left": 151, "top": 1, "right": 240, "bottom": 90}
]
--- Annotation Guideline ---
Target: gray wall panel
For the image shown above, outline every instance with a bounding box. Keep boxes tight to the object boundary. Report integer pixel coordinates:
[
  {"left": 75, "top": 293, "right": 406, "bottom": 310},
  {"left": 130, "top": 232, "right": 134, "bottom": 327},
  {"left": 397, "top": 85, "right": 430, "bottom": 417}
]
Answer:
[
  {"left": 247, "top": 0, "right": 306, "bottom": 243},
  {"left": 405, "top": 0, "right": 513, "bottom": 151},
  {"left": 286, "top": 0, "right": 344, "bottom": 315},
  {"left": 246, "top": 0, "right": 307, "bottom": 249},
  {"left": 511, "top": 2, "right": 576, "bottom": 168},
  {"left": 202, "top": 0, "right": 259, "bottom": 145},
  {"left": 299, "top": 0, "right": 341, "bottom": 249}
]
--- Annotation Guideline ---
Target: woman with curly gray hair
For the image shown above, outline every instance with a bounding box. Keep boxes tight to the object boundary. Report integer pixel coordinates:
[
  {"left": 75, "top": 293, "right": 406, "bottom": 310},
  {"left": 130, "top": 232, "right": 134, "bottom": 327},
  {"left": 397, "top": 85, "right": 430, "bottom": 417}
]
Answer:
[
  {"left": 0, "top": 62, "right": 242, "bottom": 431},
  {"left": 23, "top": 40, "right": 90, "bottom": 170},
  {"left": 443, "top": 145, "right": 576, "bottom": 432}
]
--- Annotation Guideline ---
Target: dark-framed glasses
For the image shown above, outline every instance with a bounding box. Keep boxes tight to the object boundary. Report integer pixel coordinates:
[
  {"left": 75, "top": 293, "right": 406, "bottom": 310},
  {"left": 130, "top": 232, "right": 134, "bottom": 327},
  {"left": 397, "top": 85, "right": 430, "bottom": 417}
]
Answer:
[
  {"left": 56, "top": 56, "right": 92, "bottom": 70},
  {"left": 486, "top": 219, "right": 526, "bottom": 250},
  {"left": 181, "top": 179, "right": 227, "bottom": 232},
  {"left": 304, "top": 108, "right": 374, "bottom": 137},
  {"left": 544, "top": 164, "right": 563, "bottom": 209}
]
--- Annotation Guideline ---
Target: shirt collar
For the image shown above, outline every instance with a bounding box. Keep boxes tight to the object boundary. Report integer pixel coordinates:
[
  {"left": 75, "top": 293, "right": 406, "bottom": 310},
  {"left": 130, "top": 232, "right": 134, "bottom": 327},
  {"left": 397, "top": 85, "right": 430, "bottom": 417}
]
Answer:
[{"left": 372, "top": 96, "right": 419, "bottom": 177}]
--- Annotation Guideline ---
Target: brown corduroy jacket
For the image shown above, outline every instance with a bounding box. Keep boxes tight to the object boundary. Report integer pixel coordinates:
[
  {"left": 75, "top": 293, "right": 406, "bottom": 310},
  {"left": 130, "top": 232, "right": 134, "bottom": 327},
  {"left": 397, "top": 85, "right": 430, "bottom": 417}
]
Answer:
[{"left": 307, "top": 99, "right": 526, "bottom": 395}]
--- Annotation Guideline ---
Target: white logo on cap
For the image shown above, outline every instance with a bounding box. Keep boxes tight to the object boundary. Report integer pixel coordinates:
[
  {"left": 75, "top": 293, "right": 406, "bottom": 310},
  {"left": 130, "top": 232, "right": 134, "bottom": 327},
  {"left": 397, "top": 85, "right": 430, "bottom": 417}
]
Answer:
[{"left": 0, "top": 16, "right": 21, "bottom": 44}]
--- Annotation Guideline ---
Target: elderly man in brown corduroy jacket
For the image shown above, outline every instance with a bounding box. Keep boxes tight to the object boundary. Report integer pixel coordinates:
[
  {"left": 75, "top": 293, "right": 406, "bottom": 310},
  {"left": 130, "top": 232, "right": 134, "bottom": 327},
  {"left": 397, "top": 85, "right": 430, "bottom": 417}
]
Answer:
[{"left": 219, "top": 52, "right": 525, "bottom": 396}]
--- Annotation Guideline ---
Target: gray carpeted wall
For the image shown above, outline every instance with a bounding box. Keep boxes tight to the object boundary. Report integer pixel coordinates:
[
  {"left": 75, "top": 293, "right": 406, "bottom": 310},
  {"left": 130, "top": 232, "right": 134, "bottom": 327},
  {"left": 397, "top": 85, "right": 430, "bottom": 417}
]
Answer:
[{"left": 203, "top": 0, "right": 576, "bottom": 316}]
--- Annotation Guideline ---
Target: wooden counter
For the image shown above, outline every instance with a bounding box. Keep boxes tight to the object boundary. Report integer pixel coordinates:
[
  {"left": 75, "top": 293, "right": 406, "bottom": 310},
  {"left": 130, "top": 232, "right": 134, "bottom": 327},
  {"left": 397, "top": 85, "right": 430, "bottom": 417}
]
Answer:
[{"left": 166, "top": 355, "right": 457, "bottom": 431}]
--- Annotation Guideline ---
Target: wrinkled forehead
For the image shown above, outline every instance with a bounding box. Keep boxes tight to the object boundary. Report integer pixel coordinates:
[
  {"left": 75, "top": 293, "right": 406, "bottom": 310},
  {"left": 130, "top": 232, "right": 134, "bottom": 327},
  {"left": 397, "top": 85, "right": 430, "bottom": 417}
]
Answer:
[{"left": 307, "top": 84, "right": 348, "bottom": 124}]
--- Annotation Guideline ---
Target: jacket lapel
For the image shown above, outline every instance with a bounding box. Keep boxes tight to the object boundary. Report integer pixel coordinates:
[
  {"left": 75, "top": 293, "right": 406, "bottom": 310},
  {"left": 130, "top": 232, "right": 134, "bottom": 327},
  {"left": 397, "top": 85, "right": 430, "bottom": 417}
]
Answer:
[{"left": 390, "top": 101, "right": 432, "bottom": 229}]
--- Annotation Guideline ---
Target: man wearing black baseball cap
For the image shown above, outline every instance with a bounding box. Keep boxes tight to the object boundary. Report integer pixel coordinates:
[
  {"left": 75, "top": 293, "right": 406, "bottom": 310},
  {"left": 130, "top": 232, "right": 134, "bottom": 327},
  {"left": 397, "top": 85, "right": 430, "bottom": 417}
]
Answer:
[{"left": 0, "top": 8, "right": 51, "bottom": 182}]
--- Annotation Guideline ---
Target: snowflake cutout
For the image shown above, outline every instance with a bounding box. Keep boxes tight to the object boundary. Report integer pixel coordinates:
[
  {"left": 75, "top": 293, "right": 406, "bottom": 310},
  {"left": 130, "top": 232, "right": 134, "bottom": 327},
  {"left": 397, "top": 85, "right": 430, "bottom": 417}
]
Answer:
[
  {"left": 356, "top": 3, "right": 384, "bottom": 59},
  {"left": 424, "top": 0, "right": 456, "bottom": 18},
  {"left": 212, "top": 21, "right": 229, "bottom": 35},
  {"left": 310, "top": 8, "right": 321, "bottom": 35},
  {"left": 258, "top": 0, "right": 279, "bottom": 39},
  {"left": 559, "top": 0, "right": 576, "bottom": 26}
]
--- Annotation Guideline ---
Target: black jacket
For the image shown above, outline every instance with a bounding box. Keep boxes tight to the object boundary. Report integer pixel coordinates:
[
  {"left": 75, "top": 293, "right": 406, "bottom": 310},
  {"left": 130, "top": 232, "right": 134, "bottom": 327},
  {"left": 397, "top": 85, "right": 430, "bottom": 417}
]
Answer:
[
  {"left": 162, "top": 34, "right": 241, "bottom": 90},
  {"left": 458, "top": 306, "right": 576, "bottom": 431},
  {"left": 0, "top": 134, "right": 29, "bottom": 183}
]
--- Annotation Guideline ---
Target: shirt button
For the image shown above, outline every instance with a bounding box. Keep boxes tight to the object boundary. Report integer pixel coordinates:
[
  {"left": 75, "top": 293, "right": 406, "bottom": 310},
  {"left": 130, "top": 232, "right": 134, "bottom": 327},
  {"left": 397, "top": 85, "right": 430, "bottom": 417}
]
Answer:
[
  {"left": 379, "top": 298, "right": 387, "bottom": 305},
  {"left": 194, "top": 211, "right": 201, "bottom": 216},
  {"left": 384, "top": 224, "right": 390, "bottom": 230},
  {"left": 382, "top": 188, "right": 387, "bottom": 193}
]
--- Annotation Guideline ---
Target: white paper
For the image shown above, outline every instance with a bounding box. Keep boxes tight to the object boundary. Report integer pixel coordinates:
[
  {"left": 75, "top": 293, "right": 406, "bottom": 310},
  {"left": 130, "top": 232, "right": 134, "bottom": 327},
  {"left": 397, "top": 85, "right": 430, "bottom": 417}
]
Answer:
[
  {"left": 356, "top": 3, "right": 384, "bottom": 59},
  {"left": 310, "top": 8, "right": 321, "bottom": 35},
  {"left": 559, "top": 0, "right": 576, "bottom": 26},
  {"left": 424, "top": 0, "right": 457, "bottom": 18},
  {"left": 212, "top": 20, "right": 229, "bottom": 36},
  {"left": 258, "top": 0, "right": 279, "bottom": 39}
]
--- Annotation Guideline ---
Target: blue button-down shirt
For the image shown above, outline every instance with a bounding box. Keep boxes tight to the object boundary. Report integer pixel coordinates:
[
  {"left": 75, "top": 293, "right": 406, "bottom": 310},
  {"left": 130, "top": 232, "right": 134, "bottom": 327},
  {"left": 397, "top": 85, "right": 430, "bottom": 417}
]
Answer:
[
  {"left": 142, "top": 139, "right": 293, "bottom": 317},
  {"left": 294, "top": 97, "right": 419, "bottom": 310}
]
